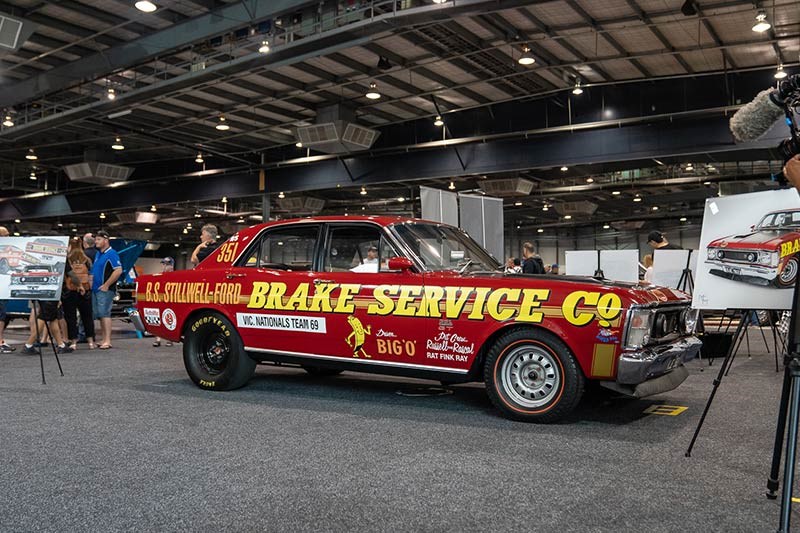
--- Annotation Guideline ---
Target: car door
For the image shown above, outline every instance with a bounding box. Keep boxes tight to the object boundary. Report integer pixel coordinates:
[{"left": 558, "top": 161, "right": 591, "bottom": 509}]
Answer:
[
  {"left": 316, "top": 223, "right": 427, "bottom": 366},
  {"left": 227, "top": 223, "right": 322, "bottom": 353}
]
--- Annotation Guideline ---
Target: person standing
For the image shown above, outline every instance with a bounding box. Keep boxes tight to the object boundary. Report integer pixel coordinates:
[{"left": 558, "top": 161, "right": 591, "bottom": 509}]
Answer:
[
  {"left": 152, "top": 257, "right": 174, "bottom": 347},
  {"left": 83, "top": 232, "right": 97, "bottom": 262},
  {"left": 521, "top": 242, "right": 545, "bottom": 274},
  {"left": 647, "top": 231, "right": 682, "bottom": 250},
  {"left": 190, "top": 224, "right": 219, "bottom": 266},
  {"left": 641, "top": 254, "right": 654, "bottom": 285},
  {"left": 62, "top": 237, "right": 95, "bottom": 350},
  {"left": 91, "top": 231, "right": 122, "bottom": 350},
  {"left": 0, "top": 225, "right": 13, "bottom": 353}
]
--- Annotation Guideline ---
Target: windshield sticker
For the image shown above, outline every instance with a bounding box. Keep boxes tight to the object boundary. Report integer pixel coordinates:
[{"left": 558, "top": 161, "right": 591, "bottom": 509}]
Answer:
[{"left": 237, "top": 313, "right": 326, "bottom": 333}]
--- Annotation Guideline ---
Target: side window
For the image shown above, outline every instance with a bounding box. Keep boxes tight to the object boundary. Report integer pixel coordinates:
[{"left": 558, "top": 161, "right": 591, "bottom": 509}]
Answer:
[
  {"left": 239, "top": 225, "right": 319, "bottom": 271},
  {"left": 323, "top": 225, "right": 393, "bottom": 273}
]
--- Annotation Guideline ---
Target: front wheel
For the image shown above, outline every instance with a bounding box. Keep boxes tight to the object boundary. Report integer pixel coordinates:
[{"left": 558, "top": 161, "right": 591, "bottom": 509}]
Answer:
[
  {"left": 183, "top": 312, "right": 255, "bottom": 390},
  {"left": 776, "top": 255, "right": 799, "bottom": 288},
  {"left": 484, "top": 329, "right": 584, "bottom": 423}
]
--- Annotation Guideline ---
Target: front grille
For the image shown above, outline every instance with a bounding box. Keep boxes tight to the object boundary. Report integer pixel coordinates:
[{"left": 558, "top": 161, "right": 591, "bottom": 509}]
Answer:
[{"left": 715, "top": 249, "right": 758, "bottom": 263}]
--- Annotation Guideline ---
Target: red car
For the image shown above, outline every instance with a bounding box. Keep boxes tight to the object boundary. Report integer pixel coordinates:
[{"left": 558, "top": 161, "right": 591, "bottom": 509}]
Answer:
[
  {"left": 135, "top": 216, "right": 701, "bottom": 422},
  {"left": 705, "top": 208, "right": 800, "bottom": 289}
]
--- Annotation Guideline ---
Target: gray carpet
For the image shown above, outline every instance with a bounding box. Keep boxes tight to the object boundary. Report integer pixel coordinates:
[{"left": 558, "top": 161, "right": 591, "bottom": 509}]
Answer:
[{"left": 0, "top": 324, "right": 792, "bottom": 532}]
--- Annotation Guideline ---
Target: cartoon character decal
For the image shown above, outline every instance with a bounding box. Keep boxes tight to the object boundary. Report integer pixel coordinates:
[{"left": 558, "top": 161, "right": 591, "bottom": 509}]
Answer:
[{"left": 346, "top": 315, "right": 372, "bottom": 358}]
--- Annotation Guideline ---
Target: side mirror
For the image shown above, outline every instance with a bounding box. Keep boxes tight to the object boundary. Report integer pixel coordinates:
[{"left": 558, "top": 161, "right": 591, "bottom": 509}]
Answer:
[
  {"left": 388, "top": 257, "right": 414, "bottom": 271},
  {"left": 749, "top": 224, "right": 756, "bottom": 232}
]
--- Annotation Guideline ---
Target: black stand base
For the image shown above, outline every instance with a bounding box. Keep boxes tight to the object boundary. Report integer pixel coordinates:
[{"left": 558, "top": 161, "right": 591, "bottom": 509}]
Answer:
[{"left": 32, "top": 300, "right": 64, "bottom": 385}]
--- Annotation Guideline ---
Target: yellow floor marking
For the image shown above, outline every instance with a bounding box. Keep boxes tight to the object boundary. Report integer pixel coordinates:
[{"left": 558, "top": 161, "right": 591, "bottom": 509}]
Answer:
[
  {"left": 792, "top": 497, "right": 800, "bottom": 503},
  {"left": 644, "top": 405, "right": 689, "bottom": 416}
]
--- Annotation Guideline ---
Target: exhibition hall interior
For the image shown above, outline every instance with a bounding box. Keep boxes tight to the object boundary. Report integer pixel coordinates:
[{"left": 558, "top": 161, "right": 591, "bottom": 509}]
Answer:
[{"left": 0, "top": 0, "right": 798, "bottom": 531}]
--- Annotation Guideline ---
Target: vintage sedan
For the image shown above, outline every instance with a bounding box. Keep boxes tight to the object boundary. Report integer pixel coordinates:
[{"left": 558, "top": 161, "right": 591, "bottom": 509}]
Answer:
[
  {"left": 135, "top": 216, "right": 701, "bottom": 422},
  {"left": 705, "top": 208, "right": 800, "bottom": 289}
]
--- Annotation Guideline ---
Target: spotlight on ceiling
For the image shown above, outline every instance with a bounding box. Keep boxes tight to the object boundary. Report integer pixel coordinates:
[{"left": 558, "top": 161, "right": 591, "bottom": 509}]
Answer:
[
  {"left": 537, "top": 228, "right": 544, "bottom": 233},
  {"left": 685, "top": 163, "right": 694, "bottom": 171},
  {"left": 752, "top": 11, "right": 771, "bottom": 33},
  {"left": 560, "top": 166, "right": 568, "bottom": 172},
  {"left": 365, "top": 82, "right": 381, "bottom": 100},
  {"left": 652, "top": 206, "right": 659, "bottom": 211},
  {"left": 295, "top": 141, "right": 303, "bottom": 148},
  {"left": 29, "top": 172, "right": 36, "bottom": 180},
  {"left": 448, "top": 181, "right": 455, "bottom": 190},
  {"left": 135, "top": 0, "right": 157, "bottom": 12},
  {"left": 633, "top": 195, "right": 642, "bottom": 202},
  {"left": 603, "top": 224, "right": 610, "bottom": 229},
  {"left": 107, "top": 88, "right": 116, "bottom": 100},
  {"left": 215, "top": 115, "right": 230, "bottom": 131},
  {"left": 25, "top": 148, "right": 37, "bottom": 161},
  {"left": 183, "top": 228, "right": 188, "bottom": 234},
  {"left": 221, "top": 196, "right": 228, "bottom": 204},
  {"left": 360, "top": 186, "right": 367, "bottom": 195},
  {"left": 434, "top": 115, "right": 444, "bottom": 127},
  {"left": 572, "top": 82, "right": 583, "bottom": 95},
  {"left": 278, "top": 191, "right": 285, "bottom": 199},
  {"left": 195, "top": 153, "right": 204, "bottom": 164},
  {"left": 3, "top": 115, "right": 13, "bottom": 127},
  {"left": 586, "top": 177, "right": 594, "bottom": 183},
  {"left": 150, "top": 205, "right": 157, "bottom": 212},
  {"left": 680, "top": 0, "right": 696, "bottom": 16},
  {"left": 377, "top": 56, "right": 391, "bottom": 71},
  {"left": 518, "top": 46, "right": 535, "bottom": 66},
  {"left": 397, "top": 197, "right": 405, "bottom": 202},
  {"left": 542, "top": 204, "right": 549, "bottom": 211},
  {"left": 258, "top": 40, "right": 270, "bottom": 54},
  {"left": 563, "top": 215, "right": 572, "bottom": 220},
  {"left": 99, "top": 212, "right": 106, "bottom": 219},
  {"left": 775, "top": 65, "right": 788, "bottom": 79},
  {"left": 111, "top": 136, "right": 125, "bottom": 150},
  {"left": 611, "top": 191, "right": 621, "bottom": 195},
  {"left": 680, "top": 217, "right": 687, "bottom": 222}
]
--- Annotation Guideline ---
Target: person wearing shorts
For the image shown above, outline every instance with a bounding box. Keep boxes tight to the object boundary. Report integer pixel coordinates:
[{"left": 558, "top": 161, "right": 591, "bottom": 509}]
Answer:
[
  {"left": 91, "top": 231, "right": 122, "bottom": 349},
  {"left": 21, "top": 301, "right": 71, "bottom": 355}
]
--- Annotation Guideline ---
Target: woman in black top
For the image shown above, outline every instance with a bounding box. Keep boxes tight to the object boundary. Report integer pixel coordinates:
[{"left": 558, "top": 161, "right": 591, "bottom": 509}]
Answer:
[{"left": 62, "top": 238, "right": 96, "bottom": 350}]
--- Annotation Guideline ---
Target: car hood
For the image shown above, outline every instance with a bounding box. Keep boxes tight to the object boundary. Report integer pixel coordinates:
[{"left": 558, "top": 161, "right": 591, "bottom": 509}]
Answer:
[
  {"left": 426, "top": 271, "right": 690, "bottom": 306},
  {"left": 708, "top": 230, "right": 796, "bottom": 250}
]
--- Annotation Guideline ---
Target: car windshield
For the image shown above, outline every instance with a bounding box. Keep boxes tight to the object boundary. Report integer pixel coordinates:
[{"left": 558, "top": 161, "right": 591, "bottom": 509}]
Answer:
[
  {"left": 391, "top": 223, "right": 500, "bottom": 272},
  {"left": 757, "top": 211, "right": 800, "bottom": 230}
]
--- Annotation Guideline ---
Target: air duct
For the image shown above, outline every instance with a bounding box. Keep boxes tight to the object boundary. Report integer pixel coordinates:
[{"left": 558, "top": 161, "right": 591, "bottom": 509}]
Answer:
[
  {"left": 62, "top": 149, "right": 134, "bottom": 185},
  {"left": 296, "top": 104, "right": 379, "bottom": 154},
  {"left": 556, "top": 201, "right": 598, "bottom": 217},
  {"left": 478, "top": 178, "right": 534, "bottom": 197}
]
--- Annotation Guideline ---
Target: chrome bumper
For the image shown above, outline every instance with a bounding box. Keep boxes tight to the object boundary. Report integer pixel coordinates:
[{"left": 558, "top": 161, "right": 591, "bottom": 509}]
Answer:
[
  {"left": 706, "top": 260, "right": 777, "bottom": 286},
  {"left": 128, "top": 309, "right": 146, "bottom": 332},
  {"left": 617, "top": 336, "right": 702, "bottom": 386}
]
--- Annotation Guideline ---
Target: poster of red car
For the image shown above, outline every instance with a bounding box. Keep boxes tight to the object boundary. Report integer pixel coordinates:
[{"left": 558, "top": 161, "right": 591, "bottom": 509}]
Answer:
[
  {"left": 693, "top": 189, "right": 800, "bottom": 310},
  {"left": 0, "top": 236, "right": 68, "bottom": 301}
]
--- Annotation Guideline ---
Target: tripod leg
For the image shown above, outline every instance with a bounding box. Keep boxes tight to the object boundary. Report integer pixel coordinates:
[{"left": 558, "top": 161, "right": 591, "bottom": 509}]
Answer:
[
  {"left": 686, "top": 315, "right": 748, "bottom": 457},
  {"left": 41, "top": 317, "right": 64, "bottom": 377},
  {"left": 725, "top": 312, "right": 748, "bottom": 377},
  {"left": 760, "top": 317, "right": 771, "bottom": 355},
  {"left": 33, "top": 303, "right": 45, "bottom": 385},
  {"left": 768, "top": 364, "right": 792, "bottom": 499},
  {"left": 779, "top": 364, "right": 800, "bottom": 532}
]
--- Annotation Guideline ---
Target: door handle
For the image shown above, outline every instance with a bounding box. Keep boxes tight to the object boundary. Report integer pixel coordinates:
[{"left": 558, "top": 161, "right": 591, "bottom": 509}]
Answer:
[
  {"left": 314, "top": 279, "right": 334, "bottom": 285},
  {"left": 226, "top": 273, "right": 246, "bottom": 280}
]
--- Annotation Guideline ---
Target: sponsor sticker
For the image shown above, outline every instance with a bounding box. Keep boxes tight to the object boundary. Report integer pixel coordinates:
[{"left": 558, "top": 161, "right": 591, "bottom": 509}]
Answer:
[
  {"left": 236, "top": 313, "right": 326, "bottom": 333},
  {"left": 143, "top": 307, "right": 161, "bottom": 326},
  {"left": 162, "top": 308, "right": 177, "bottom": 331},
  {"left": 596, "top": 328, "right": 619, "bottom": 343}
]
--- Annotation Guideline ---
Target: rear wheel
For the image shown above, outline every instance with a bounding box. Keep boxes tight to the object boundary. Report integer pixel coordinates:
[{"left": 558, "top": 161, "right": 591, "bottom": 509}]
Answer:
[
  {"left": 776, "top": 255, "right": 799, "bottom": 288},
  {"left": 302, "top": 365, "right": 343, "bottom": 377},
  {"left": 484, "top": 328, "right": 584, "bottom": 423},
  {"left": 183, "top": 312, "right": 255, "bottom": 390}
]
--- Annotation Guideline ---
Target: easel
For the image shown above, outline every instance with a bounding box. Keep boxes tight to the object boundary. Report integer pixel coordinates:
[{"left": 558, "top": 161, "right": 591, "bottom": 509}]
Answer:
[
  {"left": 592, "top": 250, "right": 604, "bottom": 279},
  {"left": 31, "top": 300, "right": 64, "bottom": 385},
  {"left": 676, "top": 250, "right": 694, "bottom": 294},
  {"left": 719, "top": 309, "right": 783, "bottom": 374}
]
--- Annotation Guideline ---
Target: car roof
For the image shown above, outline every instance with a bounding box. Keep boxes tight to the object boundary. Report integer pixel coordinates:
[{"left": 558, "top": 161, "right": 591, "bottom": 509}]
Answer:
[
  {"left": 765, "top": 209, "right": 800, "bottom": 216},
  {"left": 233, "top": 215, "right": 447, "bottom": 238}
]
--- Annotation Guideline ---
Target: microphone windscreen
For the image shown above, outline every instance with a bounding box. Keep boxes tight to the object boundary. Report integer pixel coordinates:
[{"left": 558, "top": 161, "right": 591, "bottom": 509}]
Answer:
[{"left": 730, "top": 88, "right": 785, "bottom": 143}]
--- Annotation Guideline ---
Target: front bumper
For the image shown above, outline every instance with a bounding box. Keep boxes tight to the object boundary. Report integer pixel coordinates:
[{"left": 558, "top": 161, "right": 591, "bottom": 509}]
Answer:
[
  {"left": 706, "top": 260, "right": 777, "bottom": 286},
  {"left": 617, "top": 336, "right": 702, "bottom": 386}
]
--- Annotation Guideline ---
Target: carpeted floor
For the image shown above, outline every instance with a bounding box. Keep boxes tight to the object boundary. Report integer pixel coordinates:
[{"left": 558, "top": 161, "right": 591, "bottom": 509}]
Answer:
[{"left": 0, "top": 323, "right": 792, "bottom": 532}]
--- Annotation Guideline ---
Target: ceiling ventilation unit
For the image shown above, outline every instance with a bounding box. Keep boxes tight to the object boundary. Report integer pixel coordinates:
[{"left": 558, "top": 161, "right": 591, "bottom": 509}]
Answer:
[
  {"left": 63, "top": 150, "right": 134, "bottom": 185},
  {"left": 555, "top": 201, "right": 598, "bottom": 216},
  {"left": 0, "top": 13, "right": 35, "bottom": 52},
  {"left": 718, "top": 181, "right": 758, "bottom": 197},
  {"left": 276, "top": 196, "right": 325, "bottom": 213},
  {"left": 296, "top": 104, "right": 379, "bottom": 154},
  {"left": 478, "top": 178, "right": 534, "bottom": 197},
  {"left": 611, "top": 220, "right": 645, "bottom": 231}
]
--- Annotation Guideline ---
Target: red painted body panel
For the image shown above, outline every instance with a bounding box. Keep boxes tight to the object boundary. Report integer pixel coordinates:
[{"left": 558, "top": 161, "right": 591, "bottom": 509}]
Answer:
[{"left": 137, "top": 216, "right": 692, "bottom": 381}]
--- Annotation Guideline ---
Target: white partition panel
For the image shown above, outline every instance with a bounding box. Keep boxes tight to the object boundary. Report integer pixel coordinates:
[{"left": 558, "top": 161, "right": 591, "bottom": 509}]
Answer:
[
  {"left": 600, "top": 250, "right": 639, "bottom": 282},
  {"left": 420, "top": 186, "right": 458, "bottom": 226},
  {"left": 565, "top": 250, "right": 598, "bottom": 277},
  {"left": 459, "top": 194, "right": 504, "bottom": 262}
]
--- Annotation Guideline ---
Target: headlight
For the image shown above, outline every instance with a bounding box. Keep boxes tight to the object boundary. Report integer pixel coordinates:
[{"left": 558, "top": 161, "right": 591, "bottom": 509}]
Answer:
[
  {"left": 707, "top": 248, "right": 717, "bottom": 259},
  {"left": 759, "top": 251, "right": 778, "bottom": 267},
  {"left": 680, "top": 307, "right": 700, "bottom": 334},
  {"left": 625, "top": 308, "right": 654, "bottom": 350},
  {"left": 717, "top": 250, "right": 725, "bottom": 259}
]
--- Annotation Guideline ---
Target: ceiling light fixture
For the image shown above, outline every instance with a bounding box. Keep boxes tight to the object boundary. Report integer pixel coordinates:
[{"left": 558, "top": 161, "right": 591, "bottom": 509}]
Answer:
[
  {"left": 775, "top": 64, "right": 788, "bottom": 80},
  {"left": 703, "top": 181, "right": 712, "bottom": 185},
  {"left": 432, "top": 0, "right": 447, "bottom": 4},
  {"left": 518, "top": 46, "right": 535, "bottom": 66},
  {"left": 221, "top": 196, "right": 228, "bottom": 204},
  {"left": 25, "top": 149, "right": 37, "bottom": 161},
  {"left": 360, "top": 186, "right": 367, "bottom": 195},
  {"left": 99, "top": 212, "right": 106, "bottom": 219},
  {"left": 397, "top": 197, "right": 405, "bottom": 202},
  {"left": 135, "top": 0, "right": 157, "bottom": 12},
  {"left": 685, "top": 163, "right": 694, "bottom": 171},
  {"left": 680, "top": 217, "right": 687, "bottom": 222},
  {"left": 563, "top": 215, "right": 572, "bottom": 220},
  {"left": 29, "top": 172, "right": 36, "bottom": 180},
  {"left": 2, "top": 115, "right": 13, "bottom": 127},
  {"left": 174, "top": 243, "right": 180, "bottom": 247},
  {"left": 278, "top": 191, "right": 285, "bottom": 199},
  {"left": 236, "top": 217, "right": 246, "bottom": 224},
  {"left": 514, "top": 201, "right": 523, "bottom": 206},
  {"left": 537, "top": 228, "right": 544, "bottom": 233},
  {"left": 111, "top": 136, "right": 125, "bottom": 150},
  {"left": 107, "top": 88, "right": 116, "bottom": 100},
  {"left": 603, "top": 224, "right": 610, "bottom": 229},
  {"left": 258, "top": 40, "right": 270, "bottom": 54},
  {"left": 194, "top": 212, "right": 202, "bottom": 218},
  {"left": 560, "top": 166, "right": 568, "bottom": 172},
  {"left": 183, "top": 228, "right": 188, "bottom": 234},
  {"left": 150, "top": 205, "right": 157, "bottom": 212},
  {"left": 365, "top": 82, "right": 381, "bottom": 100},
  {"left": 295, "top": 141, "right": 303, "bottom": 148},
  {"left": 572, "top": 82, "right": 583, "bottom": 95},
  {"left": 195, "top": 153, "right": 204, "bottom": 164},
  {"left": 434, "top": 115, "right": 444, "bottom": 127},
  {"left": 14, "top": 218, "right": 20, "bottom": 223},
  {"left": 652, "top": 206, "right": 659, "bottom": 211},
  {"left": 633, "top": 195, "right": 642, "bottom": 202},
  {"left": 586, "top": 177, "right": 594, "bottom": 183},
  {"left": 144, "top": 228, "right": 151, "bottom": 232},
  {"left": 752, "top": 11, "right": 771, "bottom": 33},
  {"left": 215, "top": 115, "right": 230, "bottom": 131},
  {"left": 448, "top": 181, "right": 455, "bottom": 190},
  {"left": 542, "top": 205, "right": 549, "bottom": 211}
]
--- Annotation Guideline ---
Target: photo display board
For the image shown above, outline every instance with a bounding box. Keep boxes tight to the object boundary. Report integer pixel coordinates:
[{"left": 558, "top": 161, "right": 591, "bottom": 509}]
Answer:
[
  {"left": 692, "top": 189, "right": 800, "bottom": 310},
  {"left": 599, "top": 250, "right": 640, "bottom": 282},
  {"left": 651, "top": 249, "right": 696, "bottom": 291},
  {"left": 565, "top": 250, "right": 598, "bottom": 277},
  {"left": 0, "top": 236, "right": 68, "bottom": 301}
]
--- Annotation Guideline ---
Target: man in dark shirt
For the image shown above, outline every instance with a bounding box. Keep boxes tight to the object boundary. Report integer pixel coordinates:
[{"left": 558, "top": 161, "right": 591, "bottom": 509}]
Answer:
[
  {"left": 91, "top": 231, "right": 122, "bottom": 349},
  {"left": 191, "top": 224, "right": 219, "bottom": 266},
  {"left": 647, "top": 231, "right": 682, "bottom": 250},
  {"left": 521, "top": 241, "right": 545, "bottom": 274},
  {"left": 83, "top": 233, "right": 97, "bottom": 262}
]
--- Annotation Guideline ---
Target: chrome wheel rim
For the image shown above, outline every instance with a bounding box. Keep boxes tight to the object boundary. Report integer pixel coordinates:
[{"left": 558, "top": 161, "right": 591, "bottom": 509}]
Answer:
[
  {"left": 780, "top": 258, "right": 798, "bottom": 285},
  {"left": 500, "top": 344, "right": 560, "bottom": 408}
]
